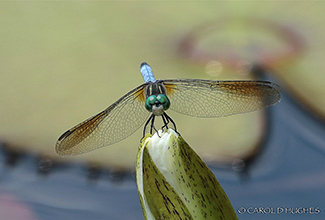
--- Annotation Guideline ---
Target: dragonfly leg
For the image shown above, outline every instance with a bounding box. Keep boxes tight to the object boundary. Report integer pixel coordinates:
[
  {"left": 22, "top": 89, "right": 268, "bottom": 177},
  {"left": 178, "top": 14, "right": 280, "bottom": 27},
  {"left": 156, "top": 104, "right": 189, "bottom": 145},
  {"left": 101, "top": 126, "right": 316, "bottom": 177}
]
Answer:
[
  {"left": 150, "top": 115, "right": 158, "bottom": 135},
  {"left": 142, "top": 113, "right": 178, "bottom": 140},
  {"left": 144, "top": 114, "right": 158, "bottom": 135},
  {"left": 161, "top": 114, "right": 169, "bottom": 130},
  {"left": 162, "top": 113, "right": 177, "bottom": 133},
  {"left": 143, "top": 114, "right": 154, "bottom": 138}
]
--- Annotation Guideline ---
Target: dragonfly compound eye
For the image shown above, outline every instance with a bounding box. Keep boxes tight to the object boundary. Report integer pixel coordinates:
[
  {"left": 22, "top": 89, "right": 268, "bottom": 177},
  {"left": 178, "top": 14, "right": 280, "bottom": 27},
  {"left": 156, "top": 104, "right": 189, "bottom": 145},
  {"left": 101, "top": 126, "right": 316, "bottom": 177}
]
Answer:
[
  {"left": 156, "top": 94, "right": 170, "bottom": 110},
  {"left": 145, "top": 95, "right": 157, "bottom": 112}
]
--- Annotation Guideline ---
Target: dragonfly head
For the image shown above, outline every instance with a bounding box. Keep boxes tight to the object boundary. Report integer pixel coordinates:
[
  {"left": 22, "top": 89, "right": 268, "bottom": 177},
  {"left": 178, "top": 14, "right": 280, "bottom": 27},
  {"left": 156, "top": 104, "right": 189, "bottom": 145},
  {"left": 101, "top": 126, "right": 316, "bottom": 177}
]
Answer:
[{"left": 145, "top": 94, "right": 170, "bottom": 116}]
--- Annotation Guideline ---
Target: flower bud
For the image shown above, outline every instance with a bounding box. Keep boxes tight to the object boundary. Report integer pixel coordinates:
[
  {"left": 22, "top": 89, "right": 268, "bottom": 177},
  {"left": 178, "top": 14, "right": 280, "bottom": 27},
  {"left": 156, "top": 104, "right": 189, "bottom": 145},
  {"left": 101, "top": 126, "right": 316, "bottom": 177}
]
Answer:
[{"left": 136, "top": 128, "right": 238, "bottom": 220}]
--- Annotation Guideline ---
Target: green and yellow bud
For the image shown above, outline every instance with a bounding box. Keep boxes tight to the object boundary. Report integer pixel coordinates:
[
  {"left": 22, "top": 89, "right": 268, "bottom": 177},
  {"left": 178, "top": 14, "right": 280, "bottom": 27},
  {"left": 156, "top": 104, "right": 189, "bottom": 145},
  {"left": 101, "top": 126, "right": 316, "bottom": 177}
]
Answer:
[{"left": 136, "top": 128, "right": 238, "bottom": 220}]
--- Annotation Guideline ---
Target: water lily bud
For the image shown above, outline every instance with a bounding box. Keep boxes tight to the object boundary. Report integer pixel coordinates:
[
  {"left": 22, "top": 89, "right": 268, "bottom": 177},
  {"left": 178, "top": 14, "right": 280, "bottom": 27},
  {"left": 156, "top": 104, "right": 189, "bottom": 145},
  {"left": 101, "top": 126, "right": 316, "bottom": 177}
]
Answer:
[{"left": 136, "top": 128, "right": 238, "bottom": 220}]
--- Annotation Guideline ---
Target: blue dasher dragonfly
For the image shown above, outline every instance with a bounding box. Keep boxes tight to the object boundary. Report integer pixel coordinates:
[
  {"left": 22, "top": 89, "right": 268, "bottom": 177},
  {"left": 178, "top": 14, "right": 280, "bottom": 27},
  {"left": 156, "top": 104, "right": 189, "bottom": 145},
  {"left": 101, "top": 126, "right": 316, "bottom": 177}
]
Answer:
[{"left": 56, "top": 62, "right": 281, "bottom": 156}]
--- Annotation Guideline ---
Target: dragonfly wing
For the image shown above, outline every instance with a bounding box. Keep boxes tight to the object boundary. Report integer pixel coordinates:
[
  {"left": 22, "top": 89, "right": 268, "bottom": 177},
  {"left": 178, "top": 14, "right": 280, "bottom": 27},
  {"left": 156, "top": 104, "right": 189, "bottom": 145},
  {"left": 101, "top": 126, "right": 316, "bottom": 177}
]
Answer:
[
  {"left": 56, "top": 83, "right": 150, "bottom": 156},
  {"left": 163, "top": 79, "right": 281, "bottom": 118}
]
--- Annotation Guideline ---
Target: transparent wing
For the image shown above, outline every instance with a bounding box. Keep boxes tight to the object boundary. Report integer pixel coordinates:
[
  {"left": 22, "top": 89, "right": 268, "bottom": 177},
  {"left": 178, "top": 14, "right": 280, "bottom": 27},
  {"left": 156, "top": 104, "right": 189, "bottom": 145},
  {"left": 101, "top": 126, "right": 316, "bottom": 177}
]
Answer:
[
  {"left": 56, "top": 83, "right": 150, "bottom": 156},
  {"left": 163, "top": 79, "right": 281, "bottom": 117}
]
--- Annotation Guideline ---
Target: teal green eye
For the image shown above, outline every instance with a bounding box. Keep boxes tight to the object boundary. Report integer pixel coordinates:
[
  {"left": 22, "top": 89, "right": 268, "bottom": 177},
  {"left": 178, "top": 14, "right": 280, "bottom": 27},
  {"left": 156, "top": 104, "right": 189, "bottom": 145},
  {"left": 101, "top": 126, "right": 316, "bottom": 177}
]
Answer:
[
  {"left": 157, "top": 94, "right": 170, "bottom": 110},
  {"left": 145, "top": 95, "right": 157, "bottom": 112}
]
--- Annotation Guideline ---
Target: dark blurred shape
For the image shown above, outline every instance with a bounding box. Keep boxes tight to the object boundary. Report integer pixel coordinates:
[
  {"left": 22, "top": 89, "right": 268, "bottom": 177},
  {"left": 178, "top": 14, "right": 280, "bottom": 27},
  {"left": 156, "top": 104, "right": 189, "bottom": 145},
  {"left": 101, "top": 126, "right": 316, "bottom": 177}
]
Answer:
[
  {"left": 2, "top": 143, "right": 25, "bottom": 168},
  {"left": 86, "top": 163, "right": 102, "bottom": 183},
  {"left": 108, "top": 167, "right": 126, "bottom": 182}
]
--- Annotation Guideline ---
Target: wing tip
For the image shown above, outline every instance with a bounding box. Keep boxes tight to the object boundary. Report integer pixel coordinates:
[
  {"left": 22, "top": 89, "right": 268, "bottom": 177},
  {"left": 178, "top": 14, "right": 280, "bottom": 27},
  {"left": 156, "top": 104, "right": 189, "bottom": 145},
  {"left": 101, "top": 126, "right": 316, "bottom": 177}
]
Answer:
[{"left": 267, "top": 81, "right": 282, "bottom": 93}]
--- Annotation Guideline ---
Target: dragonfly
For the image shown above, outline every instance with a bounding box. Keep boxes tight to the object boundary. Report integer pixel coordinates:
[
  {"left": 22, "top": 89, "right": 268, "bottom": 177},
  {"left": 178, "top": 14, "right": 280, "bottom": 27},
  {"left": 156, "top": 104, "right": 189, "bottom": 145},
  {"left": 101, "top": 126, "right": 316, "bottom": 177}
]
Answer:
[{"left": 56, "top": 62, "right": 281, "bottom": 156}]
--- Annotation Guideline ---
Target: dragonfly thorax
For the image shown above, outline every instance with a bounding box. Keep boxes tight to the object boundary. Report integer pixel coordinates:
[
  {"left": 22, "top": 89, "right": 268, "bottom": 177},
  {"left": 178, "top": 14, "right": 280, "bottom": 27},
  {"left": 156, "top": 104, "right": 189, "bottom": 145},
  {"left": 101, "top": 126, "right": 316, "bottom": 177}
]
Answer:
[{"left": 145, "top": 94, "right": 170, "bottom": 116}]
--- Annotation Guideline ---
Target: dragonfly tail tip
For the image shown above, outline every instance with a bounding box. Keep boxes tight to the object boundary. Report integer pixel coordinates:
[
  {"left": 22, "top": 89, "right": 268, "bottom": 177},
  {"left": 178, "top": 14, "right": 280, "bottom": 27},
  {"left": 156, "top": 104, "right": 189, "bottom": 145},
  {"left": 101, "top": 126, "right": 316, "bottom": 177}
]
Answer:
[{"left": 140, "top": 62, "right": 148, "bottom": 68}]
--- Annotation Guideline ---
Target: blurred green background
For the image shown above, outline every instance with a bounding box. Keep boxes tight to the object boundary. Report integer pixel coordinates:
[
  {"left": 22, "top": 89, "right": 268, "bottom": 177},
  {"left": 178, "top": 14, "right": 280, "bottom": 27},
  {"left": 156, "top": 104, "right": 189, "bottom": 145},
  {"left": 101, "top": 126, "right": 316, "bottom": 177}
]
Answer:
[{"left": 0, "top": 1, "right": 324, "bottom": 170}]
